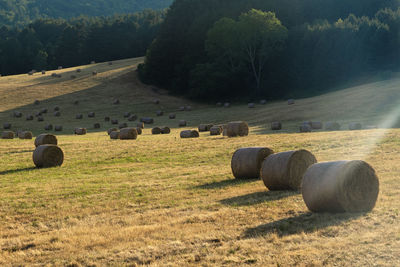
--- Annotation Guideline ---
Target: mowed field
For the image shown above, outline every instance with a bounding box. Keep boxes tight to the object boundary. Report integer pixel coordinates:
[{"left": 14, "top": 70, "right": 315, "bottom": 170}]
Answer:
[{"left": 0, "top": 58, "right": 399, "bottom": 266}]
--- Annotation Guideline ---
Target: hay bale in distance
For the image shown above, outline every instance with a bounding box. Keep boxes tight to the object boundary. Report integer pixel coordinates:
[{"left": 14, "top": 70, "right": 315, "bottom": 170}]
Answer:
[
  {"left": 88, "top": 112, "right": 95, "bottom": 118},
  {"left": 154, "top": 99, "right": 160, "bottom": 104},
  {"left": 226, "top": 121, "right": 249, "bottom": 137},
  {"left": 152, "top": 127, "right": 162, "bottom": 134},
  {"left": 271, "top": 122, "right": 282, "bottom": 130},
  {"left": 248, "top": 103, "right": 255, "bottom": 108},
  {"left": 42, "top": 70, "right": 46, "bottom": 75},
  {"left": 74, "top": 100, "right": 79, "bottom": 105},
  {"left": 107, "top": 128, "right": 118, "bottom": 135},
  {"left": 35, "top": 111, "right": 42, "bottom": 117},
  {"left": 74, "top": 128, "right": 87, "bottom": 135},
  {"left": 137, "top": 122, "right": 144, "bottom": 129},
  {"left": 140, "top": 117, "right": 154, "bottom": 124},
  {"left": 169, "top": 113, "right": 176, "bottom": 119},
  {"left": 26, "top": 115, "right": 34, "bottom": 121},
  {"left": 3, "top": 123, "right": 11, "bottom": 129},
  {"left": 108, "top": 62, "right": 113, "bottom": 65},
  {"left": 224, "top": 103, "right": 230, "bottom": 108},
  {"left": 113, "top": 99, "right": 120, "bottom": 105},
  {"left": 210, "top": 126, "right": 222, "bottom": 135},
  {"left": 180, "top": 130, "right": 199, "bottom": 138},
  {"left": 33, "top": 145, "right": 64, "bottom": 168},
  {"left": 156, "top": 110, "right": 164, "bottom": 116},
  {"left": 302, "top": 160, "right": 379, "bottom": 212},
  {"left": 216, "top": 102, "right": 222, "bottom": 107},
  {"left": 76, "top": 69, "right": 81, "bottom": 73},
  {"left": 40, "top": 108, "right": 47, "bottom": 114},
  {"left": 128, "top": 115, "right": 137, "bottom": 121},
  {"left": 76, "top": 114, "right": 83, "bottom": 119},
  {"left": 94, "top": 123, "right": 101, "bottom": 129},
  {"left": 44, "top": 124, "right": 53, "bottom": 131},
  {"left": 198, "top": 124, "right": 214, "bottom": 132},
  {"left": 185, "top": 106, "right": 192, "bottom": 111},
  {"left": 92, "top": 71, "right": 97, "bottom": 75},
  {"left": 300, "top": 124, "right": 312, "bottom": 133},
  {"left": 54, "top": 111, "right": 61, "bottom": 117},
  {"left": 178, "top": 106, "right": 185, "bottom": 111},
  {"left": 35, "top": 134, "right": 57, "bottom": 147},
  {"left": 111, "top": 119, "right": 119, "bottom": 125},
  {"left": 37, "top": 116, "right": 44, "bottom": 122},
  {"left": 58, "top": 66, "right": 63, "bottom": 70},
  {"left": 54, "top": 106, "right": 60, "bottom": 111},
  {"left": 260, "top": 99, "right": 267, "bottom": 105},
  {"left": 124, "top": 112, "right": 131, "bottom": 118},
  {"left": 110, "top": 131, "right": 120, "bottom": 139},
  {"left": 136, "top": 127, "right": 142, "bottom": 135},
  {"left": 55, "top": 125, "right": 63, "bottom": 131},
  {"left": 2, "top": 131, "right": 14, "bottom": 139},
  {"left": 104, "top": 116, "right": 111, "bottom": 122},
  {"left": 18, "top": 131, "right": 33, "bottom": 139},
  {"left": 161, "top": 126, "right": 171, "bottom": 134},
  {"left": 288, "top": 99, "right": 295, "bottom": 105},
  {"left": 261, "top": 150, "right": 317, "bottom": 191},
  {"left": 14, "top": 111, "right": 22, "bottom": 118},
  {"left": 119, "top": 128, "right": 138, "bottom": 140},
  {"left": 311, "top": 121, "right": 323, "bottom": 129},
  {"left": 119, "top": 123, "right": 128, "bottom": 129},
  {"left": 179, "top": 120, "right": 187, "bottom": 127},
  {"left": 349, "top": 123, "right": 362, "bottom": 130},
  {"left": 231, "top": 147, "right": 274, "bottom": 179}
]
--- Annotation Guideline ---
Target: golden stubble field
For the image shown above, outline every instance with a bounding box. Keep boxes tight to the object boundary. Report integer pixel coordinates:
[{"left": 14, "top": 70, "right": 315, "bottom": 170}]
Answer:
[{"left": 0, "top": 58, "right": 399, "bottom": 266}]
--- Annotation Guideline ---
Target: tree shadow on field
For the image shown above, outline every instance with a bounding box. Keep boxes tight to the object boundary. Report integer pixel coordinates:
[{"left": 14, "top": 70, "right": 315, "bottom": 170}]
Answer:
[
  {"left": 220, "top": 190, "right": 298, "bottom": 206},
  {"left": 196, "top": 178, "right": 259, "bottom": 189},
  {"left": 243, "top": 212, "right": 365, "bottom": 238},
  {"left": 0, "top": 167, "right": 36, "bottom": 175}
]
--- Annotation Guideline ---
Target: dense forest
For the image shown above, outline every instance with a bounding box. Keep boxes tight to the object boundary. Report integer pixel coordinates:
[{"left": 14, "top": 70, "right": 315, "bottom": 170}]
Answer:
[
  {"left": 139, "top": 0, "right": 400, "bottom": 101},
  {"left": 0, "top": 0, "right": 172, "bottom": 26},
  {"left": 0, "top": 9, "right": 165, "bottom": 75}
]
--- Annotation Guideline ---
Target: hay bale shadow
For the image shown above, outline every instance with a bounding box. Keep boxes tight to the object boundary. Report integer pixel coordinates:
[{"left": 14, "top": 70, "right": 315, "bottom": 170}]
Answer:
[
  {"left": 0, "top": 167, "right": 37, "bottom": 175},
  {"left": 196, "top": 178, "right": 259, "bottom": 189},
  {"left": 243, "top": 212, "right": 364, "bottom": 238},
  {"left": 220, "top": 191, "right": 298, "bottom": 206}
]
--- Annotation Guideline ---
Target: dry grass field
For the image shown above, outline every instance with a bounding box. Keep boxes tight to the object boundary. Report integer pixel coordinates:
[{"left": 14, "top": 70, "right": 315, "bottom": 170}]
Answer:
[{"left": 0, "top": 58, "right": 399, "bottom": 266}]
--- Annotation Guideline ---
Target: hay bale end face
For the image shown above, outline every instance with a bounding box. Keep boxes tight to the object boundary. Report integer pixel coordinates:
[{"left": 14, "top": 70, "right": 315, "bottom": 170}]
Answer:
[
  {"left": 88, "top": 112, "right": 95, "bottom": 118},
  {"left": 302, "top": 160, "right": 379, "bottom": 212},
  {"left": 178, "top": 106, "right": 185, "bottom": 111},
  {"left": 35, "top": 134, "right": 57, "bottom": 147},
  {"left": 110, "top": 131, "right": 120, "bottom": 139},
  {"left": 161, "top": 126, "right": 171, "bottom": 134},
  {"left": 55, "top": 125, "right": 63, "bottom": 132},
  {"left": 136, "top": 127, "right": 143, "bottom": 135},
  {"left": 179, "top": 120, "right": 187, "bottom": 127},
  {"left": 198, "top": 124, "right": 214, "bottom": 132},
  {"left": 40, "top": 108, "right": 48, "bottom": 114},
  {"left": 107, "top": 128, "right": 118, "bottom": 135},
  {"left": 111, "top": 119, "right": 119, "bottom": 125},
  {"left": 2, "top": 131, "right": 15, "bottom": 139},
  {"left": 180, "top": 130, "right": 199, "bottom": 138},
  {"left": 349, "top": 123, "right": 362, "bottom": 130},
  {"left": 210, "top": 126, "right": 222, "bottom": 135},
  {"left": 74, "top": 128, "right": 87, "bottom": 135},
  {"left": 226, "top": 121, "right": 249, "bottom": 137},
  {"left": 152, "top": 127, "right": 162, "bottom": 135},
  {"left": 33, "top": 145, "right": 64, "bottom": 168},
  {"left": 18, "top": 131, "right": 33, "bottom": 139},
  {"left": 261, "top": 150, "right": 317, "bottom": 191},
  {"left": 137, "top": 122, "right": 144, "bottom": 129},
  {"left": 232, "top": 147, "right": 274, "bottom": 179},
  {"left": 271, "top": 122, "right": 282, "bottom": 130},
  {"left": 3, "top": 123, "right": 11, "bottom": 129},
  {"left": 325, "top": 122, "right": 341, "bottom": 131},
  {"left": 119, "top": 128, "right": 138, "bottom": 140}
]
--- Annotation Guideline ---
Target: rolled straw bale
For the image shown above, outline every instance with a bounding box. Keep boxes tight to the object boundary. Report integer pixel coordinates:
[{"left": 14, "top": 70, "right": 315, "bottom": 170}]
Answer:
[
  {"left": 210, "top": 126, "right": 222, "bottom": 135},
  {"left": 299, "top": 124, "right": 312, "bottom": 133},
  {"left": 185, "top": 106, "right": 192, "bottom": 111},
  {"left": 51, "top": 73, "right": 57, "bottom": 77},
  {"left": 26, "top": 115, "right": 34, "bottom": 121},
  {"left": 198, "top": 124, "right": 214, "bottom": 132},
  {"left": 216, "top": 102, "right": 222, "bottom": 107},
  {"left": 325, "top": 122, "right": 341, "bottom": 131},
  {"left": 154, "top": 99, "right": 160, "bottom": 104},
  {"left": 108, "top": 62, "right": 113, "bottom": 65},
  {"left": 55, "top": 125, "right": 63, "bottom": 131},
  {"left": 92, "top": 71, "right": 97, "bottom": 76},
  {"left": 111, "top": 119, "right": 119, "bottom": 125},
  {"left": 54, "top": 111, "right": 61, "bottom": 117},
  {"left": 224, "top": 103, "right": 230, "bottom": 108},
  {"left": 302, "top": 121, "right": 312, "bottom": 127},
  {"left": 18, "top": 131, "right": 33, "bottom": 139},
  {"left": 152, "top": 127, "right": 162, "bottom": 134},
  {"left": 128, "top": 115, "right": 137, "bottom": 121},
  {"left": 58, "top": 66, "right": 62, "bottom": 70},
  {"left": 136, "top": 127, "right": 142, "bottom": 135},
  {"left": 113, "top": 99, "right": 120, "bottom": 105},
  {"left": 119, "top": 123, "right": 128, "bottom": 129},
  {"left": 260, "top": 99, "right": 267, "bottom": 105},
  {"left": 2, "top": 131, "right": 14, "bottom": 139},
  {"left": 302, "top": 160, "right": 379, "bottom": 212},
  {"left": 179, "top": 120, "right": 187, "bottom": 127},
  {"left": 34, "top": 100, "right": 40, "bottom": 105},
  {"left": 41, "top": 108, "right": 48, "bottom": 114},
  {"left": 37, "top": 116, "right": 44, "bottom": 122},
  {"left": 88, "top": 112, "right": 95, "bottom": 118},
  {"left": 288, "top": 99, "right": 295, "bottom": 105},
  {"left": 137, "top": 122, "right": 144, "bottom": 129},
  {"left": 140, "top": 117, "right": 154, "bottom": 124},
  {"left": 44, "top": 124, "right": 53, "bottom": 131},
  {"left": 54, "top": 106, "right": 60, "bottom": 111},
  {"left": 35, "top": 111, "right": 42, "bottom": 117},
  {"left": 156, "top": 110, "right": 164, "bottom": 116},
  {"left": 91, "top": 61, "right": 95, "bottom": 64},
  {"left": 248, "top": 103, "right": 255, "bottom": 108},
  {"left": 35, "top": 134, "right": 57, "bottom": 147},
  {"left": 76, "top": 114, "right": 83, "bottom": 119},
  {"left": 33, "top": 145, "right": 63, "bottom": 168},
  {"left": 232, "top": 147, "right": 274, "bottom": 179},
  {"left": 14, "top": 111, "right": 22, "bottom": 118},
  {"left": 107, "top": 128, "right": 118, "bottom": 135},
  {"left": 3, "top": 123, "right": 11, "bottom": 129},
  {"left": 94, "top": 123, "right": 101, "bottom": 129},
  {"left": 124, "top": 112, "right": 131, "bottom": 118},
  {"left": 119, "top": 128, "right": 138, "bottom": 140},
  {"left": 76, "top": 69, "right": 81, "bottom": 73},
  {"left": 261, "top": 150, "right": 317, "bottom": 191},
  {"left": 226, "top": 121, "right": 249, "bottom": 137},
  {"left": 42, "top": 70, "right": 46, "bottom": 75},
  {"left": 349, "top": 123, "right": 362, "bottom": 130},
  {"left": 74, "top": 128, "right": 87, "bottom": 135},
  {"left": 178, "top": 106, "right": 185, "bottom": 111},
  {"left": 180, "top": 130, "right": 199, "bottom": 138},
  {"left": 271, "top": 122, "right": 282, "bottom": 130},
  {"left": 311, "top": 121, "right": 323, "bottom": 129},
  {"left": 104, "top": 116, "right": 110, "bottom": 122},
  {"left": 169, "top": 113, "right": 176, "bottom": 119},
  {"left": 161, "top": 127, "right": 170, "bottom": 134},
  {"left": 110, "top": 131, "right": 120, "bottom": 139}
]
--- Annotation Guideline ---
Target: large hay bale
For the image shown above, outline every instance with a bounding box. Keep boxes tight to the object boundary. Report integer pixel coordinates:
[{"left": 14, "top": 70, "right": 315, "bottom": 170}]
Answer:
[
  {"left": 261, "top": 150, "right": 317, "bottom": 191},
  {"left": 54, "top": 111, "right": 61, "bottom": 117},
  {"left": 127, "top": 114, "right": 137, "bottom": 121},
  {"left": 179, "top": 120, "right": 187, "bottom": 127},
  {"left": 288, "top": 99, "right": 295, "bottom": 105},
  {"left": 226, "top": 121, "right": 249, "bottom": 137},
  {"left": 180, "top": 130, "right": 199, "bottom": 138},
  {"left": 88, "top": 112, "right": 95, "bottom": 118},
  {"left": 169, "top": 113, "right": 176, "bottom": 119},
  {"left": 161, "top": 126, "right": 171, "bottom": 134},
  {"left": 210, "top": 126, "right": 222, "bottom": 135},
  {"left": 110, "top": 131, "right": 120, "bottom": 139},
  {"left": 94, "top": 123, "right": 101, "bottom": 129},
  {"left": 136, "top": 127, "right": 142, "bottom": 135},
  {"left": 198, "top": 124, "right": 214, "bottom": 132},
  {"left": 248, "top": 103, "right": 255, "bottom": 108},
  {"left": 156, "top": 110, "right": 164, "bottom": 116},
  {"left": 232, "top": 147, "right": 274, "bottom": 179},
  {"left": 311, "top": 121, "right": 323, "bottom": 129},
  {"left": 44, "top": 124, "right": 53, "bottom": 131},
  {"left": 18, "top": 131, "right": 33, "bottom": 139},
  {"left": 140, "top": 117, "right": 154, "bottom": 124},
  {"left": 3, "top": 123, "right": 11, "bottom": 129},
  {"left": 74, "top": 128, "right": 87, "bottom": 135},
  {"left": 26, "top": 115, "right": 34, "bottom": 121},
  {"left": 35, "top": 134, "right": 57, "bottom": 147},
  {"left": 302, "top": 160, "right": 379, "bottom": 212},
  {"left": 37, "top": 116, "right": 44, "bottom": 122},
  {"left": 2, "top": 131, "right": 14, "bottom": 139},
  {"left": 33, "top": 145, "right": 64, "bottom": 168},
  {"left": 124, "top": 112, "right": 131, "bottom": 118},
  {"left": 271, "top": 122, "right": 282, "bottom": 130},
  {"left": 260, "top": 99, "right": 267, "bottom": 105},
  {"left": 137, "top": 122, "right": 144, "bottom": 129},
  {"left": 152, "top": 127, "right": 162, "bottom": 134},
  {"left": 104, "top": 116, "right": 110, "bottom": 122},
  {"left": 55, "top": 125, "right": 63, "bottom": 132},
  {"left": 119, "top": 123, "right": 128, "bottom": 129},
  {"left": 107, "top": 128, "right": 118, "bottom": 135},
  {"left": 76, "top": 114, "right": 83, "bottom": 119},
  {"left": 119, "top": 128, "right": 138, "bottom": 140},
  {"left": 14, "top": 111, "right": 22, "bottom": 118},
  {"left": 299, "top": 124, "right": 312, "bottom": 133},
  {"left": 349, "top": 123, "right": 362, "bottom": 130},
  {"left": 111, "top": 119, "right": 119, "bottom": 125}
]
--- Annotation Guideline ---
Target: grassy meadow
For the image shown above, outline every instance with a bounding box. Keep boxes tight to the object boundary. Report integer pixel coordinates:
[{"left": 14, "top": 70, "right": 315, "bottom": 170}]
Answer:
[{"left": 0, "top": 58, "right": 399, "bottom": 266}]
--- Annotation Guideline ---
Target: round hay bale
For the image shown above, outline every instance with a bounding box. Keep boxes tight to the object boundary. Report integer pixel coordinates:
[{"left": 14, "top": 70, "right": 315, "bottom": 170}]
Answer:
[
  {"left": 74, "top": 128, "right": 87, "bottom": 135},
  {"left": 113, "top": 99, "right": 120, "bottom": 105},
  {"left": 154, "top": 99, "right": 160, "bottom": 104},
  {"left": 119, "top": 123, "right": 128, "bottom": 129},
  {"left": 76, "top": 69, "right": 81, "bottom": 73},
  {"left": 152, "top": 127, "right": 162, "bottom": 135},
  {"left": 136, "top": 127, "right": 142, "bottom": 135},
  {"left": 302, "top": 160, "right": 379, "bottom": 212},
  {"left": 232, "top": 147, "right": 274, "bottom": 179},
  {"left": 37, "top": 116, "right": 44, "bottom": 122},
  {"left": 260, "top": 99, "right": 267, "bottom": 105},
  {"left": 104, "top": 116, "right": 111, "bottom": 122},
  {"left": 124, "top": 112, "right": 131, "bottom": 118},
  {"left": 107, "top": 128, "right": 118, "bottom": 135},
  {"left": 185, "top": 106, "right": 192, "bottom": 111},
  {"left": 178, "top": 106, "right": 185, "bottom": 111},
  {"left": 299, "top": 124, "right": 312, "bottom": 133},
  {"left": 180, "top": 130, "right": 199, "bottom": 138},
  {"left": 18, "top": 131, "right": 33, "bottom": 139},
  {"left": 76, "top": 114, "right": 83, "bottom": 119},
  {"left": 140, "top": 117, "right": 154, "bottom": 124},
  {"left": 111, "top": 119, "right": 119, "bottom": 125},
  {"left": 42, "top": 70, "right": 46, "bottom": 75},
  {"left": 137, "top": 122, "right": 144, "bottom": 129},
  {"left": 35, "top": 134, "right": 57, "bottom": 147},
  {"left": 216, "top": 102, "right": 222, "bottom": 107},
  {"left": 349, "top": 123, "right": 362, "bottom": 130},
  {"left": 54, "top": 111, "right": 61, "bottom": 117},
  {"left": 88, "top": 112, "right": 95, "bottom": 118},
  {"left": 248, "top": 103, "right": 255, "bottom": 108},
  {"left": 224, "top": 103, "right": 230, "bottom": 108},
  {"left": 55, "top": 125, "right": 63, "bottom": 132},
  {"left": 28, "top": 71, "right": 33, "bottom": 75},
  {"left": 110, "top": 131, "right": 120, "bottom": 139},
  {"left": 44, "top": 124, "right": 53, "bottom": 131},
  {"left": 169, "top": 113, "right": 176, "bottom": 119},
  {"left": 14, "top": 111, "right": 22, "bottom": 118},
  {"left": 92, "top": 71, "right": 97, "bottom": 75},
  {"left": 56, "top": 74, "right": 62, "bottom": 78},
  {"left": 311, "top": 121, "right": 323, "bottom": 129},
  {"left": 91, "top": 61, "right": 95, "bottom": 64},
  {"left": 51, "top": 73, "right": 58, "bottom": 78},
  {"left": 94, "top": 123, "right": 101, "bottom": 129},
  {"left": 33, "top": 145, "right": 64, "bottom": 168},
  {"left": 226, "top": 121, "right": 249, "bottom": 137},
  {"left": 26, "top": 115, "right": 34, "bottom": 121},
  {"left": 34, "top": 100, "right": 40, "bottom": 105},
  {"left": 35, "top": 112, "right": 42, "bottom": 117},
  {"left": 41, "top": 108, "right": 48, "bottom": 114},
  {"left": 210, "top": 126, "right": 222, "bottom": 135},
  {"left": 161, "top": 127, "right": 170, "bottom": 134},
  {"left": 179, "top": 120, "right": 187, "bottom": 127},
  {"left": 156, "top": 110, "right": 164, "bottom": 116},
  {"left": 271, "top": 122, "right": 282, "bottom": 130},
  {"left": 2, "top": 131, "right": 15, "bottom": 139},
  {"left": 54, "top": 106, "right": 60, "bottom": 111},
  {"left": 288, "top": 99, "right": 295, "bottom": 105},
  {"left": 58, "top": 66, "right": 63, "bottom": 70},
  {"left": 261, "top": 150, "right": 317, "bottom": 191},
  {"left": 3, "top": 123, "right": 11, "bottom": 129},
  {"left": 128, "top": 115, "right": 137, "bottom": 121},
  {"left": 74, "top": 100, "right": 79, "bottom": 105},
  {"left": 198, "top": 124, "right": 214, "bottom": 132},
  {"left": 119, "top": 128, "right": 138, "bottom": 140}
]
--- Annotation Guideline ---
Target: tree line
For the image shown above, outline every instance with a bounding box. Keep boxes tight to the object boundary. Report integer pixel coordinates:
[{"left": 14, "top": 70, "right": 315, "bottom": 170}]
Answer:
[
  {"left": 0, "top": 9, "right": 165, "bottom": 75},
  {"left": 139, "top": 0, "right": 400, "bottom": 101}
]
